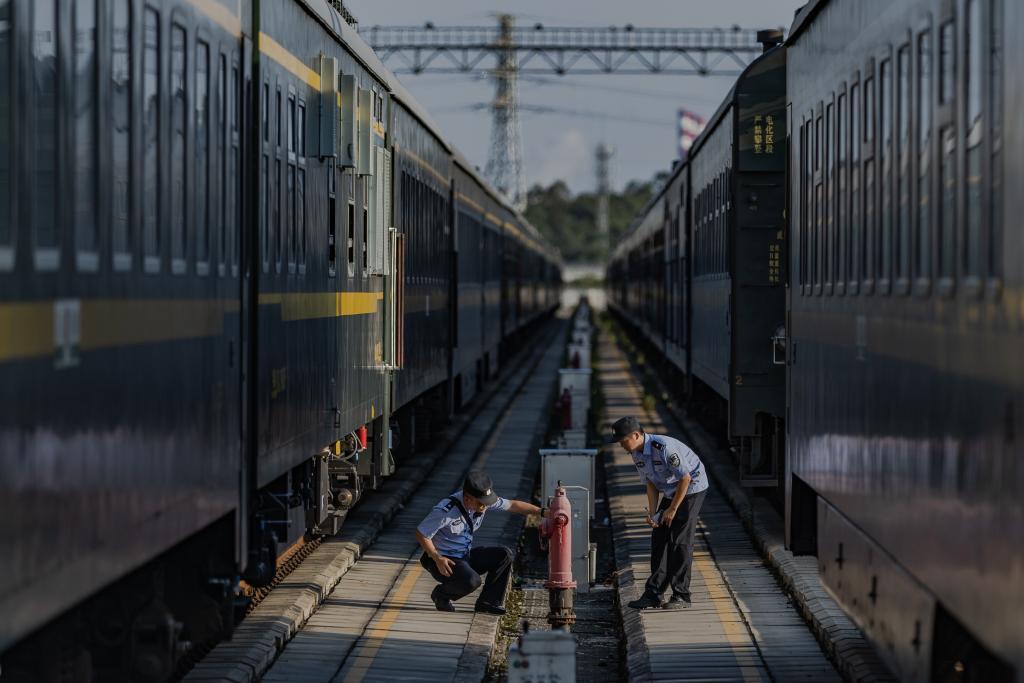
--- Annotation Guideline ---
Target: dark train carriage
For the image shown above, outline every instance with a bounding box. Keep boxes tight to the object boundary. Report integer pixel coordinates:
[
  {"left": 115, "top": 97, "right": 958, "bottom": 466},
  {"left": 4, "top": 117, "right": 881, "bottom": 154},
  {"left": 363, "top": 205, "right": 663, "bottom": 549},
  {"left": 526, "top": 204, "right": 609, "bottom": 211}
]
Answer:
[
  {"left": 451, "top": 155, "right": 501, "bottom": 407},
  {"left": 688, "top": 36, "right": 787, "bottom": 485},
  {"left": 663, "top": 169, "right": 689, "bottom": 377},
  {"left": 608, "top": 34, "right": 787, "bottom": 486},
  {"left": 390, "top": 95, "right": 452, "bottom": 417},
  {"left": 0, "top": 0, "right": 251, "bottom": 665},
  {"left": 786, "top": 1, "right": 1022, "bottom": 679},
  {"left": 252, "top": 0, "right": 396, "bottom": 554}
]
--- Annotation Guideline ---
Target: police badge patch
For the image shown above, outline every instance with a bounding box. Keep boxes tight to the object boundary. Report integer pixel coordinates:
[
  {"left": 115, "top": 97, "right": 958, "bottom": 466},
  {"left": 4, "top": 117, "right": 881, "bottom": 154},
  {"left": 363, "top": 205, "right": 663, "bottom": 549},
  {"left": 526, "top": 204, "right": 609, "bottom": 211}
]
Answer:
[{"left": 668, "top": 453, "right": 680, "bottom": 467}]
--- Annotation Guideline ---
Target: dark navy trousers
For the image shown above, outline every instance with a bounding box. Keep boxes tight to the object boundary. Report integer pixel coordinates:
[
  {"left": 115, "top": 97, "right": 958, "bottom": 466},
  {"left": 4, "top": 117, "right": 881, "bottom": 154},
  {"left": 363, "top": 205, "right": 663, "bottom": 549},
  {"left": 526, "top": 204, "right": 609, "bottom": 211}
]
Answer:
[
  {"left": 645, "top": 489, "right": 707, "bottom": 600},
  {"left": 420, "top": 545, "right": 513, "bottom": 606}
]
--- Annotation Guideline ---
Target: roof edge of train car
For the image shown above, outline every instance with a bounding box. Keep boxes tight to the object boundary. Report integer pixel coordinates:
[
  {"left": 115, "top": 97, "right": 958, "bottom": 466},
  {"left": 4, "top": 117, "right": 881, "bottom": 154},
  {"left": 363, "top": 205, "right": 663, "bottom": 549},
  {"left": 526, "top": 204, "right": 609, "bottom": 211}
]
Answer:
[
  {"left": 301, "top": 0, "right": 453, "bottom": 153},
  {"left": 786, "top": 0, "right": 829, "bottom": 45}
]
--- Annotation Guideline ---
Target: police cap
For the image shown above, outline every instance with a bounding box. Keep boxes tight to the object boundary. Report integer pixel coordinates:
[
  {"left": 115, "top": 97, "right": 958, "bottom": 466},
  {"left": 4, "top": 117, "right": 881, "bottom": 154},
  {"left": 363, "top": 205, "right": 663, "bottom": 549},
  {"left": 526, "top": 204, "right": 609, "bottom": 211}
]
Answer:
[
  {"left": 604, "top": 416, "right": 642, "bottom": 444},
  {"left": 463, "top": 470, "right": 499, "bottom": 505}
]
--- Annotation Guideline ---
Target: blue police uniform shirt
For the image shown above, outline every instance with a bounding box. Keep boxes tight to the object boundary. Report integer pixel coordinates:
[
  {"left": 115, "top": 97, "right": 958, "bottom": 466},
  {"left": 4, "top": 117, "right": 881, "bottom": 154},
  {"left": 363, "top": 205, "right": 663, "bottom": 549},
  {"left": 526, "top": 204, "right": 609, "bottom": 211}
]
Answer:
[
  {"left": 417, "top": 490, "right": 511, "bottom": 559},
  {"left": 632, "top": 433, "right": 708, "bottom": 497}
]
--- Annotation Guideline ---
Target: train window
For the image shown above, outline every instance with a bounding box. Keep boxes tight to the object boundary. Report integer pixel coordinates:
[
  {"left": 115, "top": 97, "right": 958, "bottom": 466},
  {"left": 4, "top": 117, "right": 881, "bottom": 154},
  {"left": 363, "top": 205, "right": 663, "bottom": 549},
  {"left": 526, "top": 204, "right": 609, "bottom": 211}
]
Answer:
[
  {"left": 297, "top": 168, "right": 306, "bottom": 269},
  {"left": 142, "top": 7, "right": 160, "bottom": 273},
  {"left": 916, "top": 32, "right": 932, "bottom": 285},
  {"left": 938, "top": 21, "right": 956, "bottom": 284},
  {"left": 74, "top": 0, "right": 99, "bottom": 271},
  {"left": 218, "top": 55, "right": 227, "bottom": 275},
  {"left": 850, "top": 83, "right": 861, "bottom": 290},
  {"left": 863, "top": 73, "right": 876, "bottom": 288},
  {"left": 988, "top": 0, "right": 1002, "bottom": 281},
  {"left": 0, "top": 0, "right": 10, "bottom": 269},
  {"left": 274, "top": 158, "right": 282, "bottom": 272},
  {"left": 31, "top": 0, "right": 59, "bottom": 270},
  {"left": 276, "top": 86, "right": 282, "bottom": 148},
  {"left": 879, "top": 57, "right": 892, "bottom": 291},
  {"left": 196, "top": 41, "right": 210, "bottom": 273},
  {"left": 347, "top": 199, "right": 355, "bottom": 273},
  {"left": 864, "top": 74, "right": 875, "bottom": 143},
  {"left": 939, "top": 124, "right": 956, "bottom": 283},
  {"left": 170, "top": 24, "right": 187, "bottom": 275},
  {"left": 298, "top": 101, "right": 306, "bottom": 158},
  {"left": 261, "top": 157, "right": 268, "bottom": 272},
  {"left": 964, "top": 0, "right": 983, "bottom": 279},
  {"left": 814, "top": 114, "right": 822, "bottom": 289},
  {"left": 826, "top": 101, "right": 834, "bottom": 290},
  {"left": 896, "top": 45, "right": 910, "bottom": 287},
  {"left": 231, "top": 57, "right": 239, "bottom": 276},
  {"left": 112, "top": 0, "right": 132, "bottom": 272},
  {"left": 939, "top": 21, "right": 955, "bottom": 105},
  {"left": 261, "top": 83, "right": 269, "bottom": 142},
  {"left": 837, "top": 93, "right": 847, "bottom": 290},
  {"left": 799, "top": 120, "right": 807, "bottom": 287},
  {"left": 288, "top": 164, "right": 295, "bottom": 271},
  {"left": 288, "top": 94, "right": 295, "bottom": 155}
]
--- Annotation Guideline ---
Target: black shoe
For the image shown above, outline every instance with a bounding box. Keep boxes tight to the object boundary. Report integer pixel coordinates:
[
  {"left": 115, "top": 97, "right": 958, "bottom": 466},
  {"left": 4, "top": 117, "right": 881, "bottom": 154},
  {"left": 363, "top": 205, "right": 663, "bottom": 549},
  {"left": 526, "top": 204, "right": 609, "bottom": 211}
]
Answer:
[
  {"left": 474, "top": 602, "right": 506, "bottom": 616},
  {"left": 662, "top": 595, "right": 691, "bottom": 610},
  {"left": 627, "top": 593, "right": 663, "bottom": 610},
  {"left": 431, "top": 586, "right": 455, "bottom": 612}
]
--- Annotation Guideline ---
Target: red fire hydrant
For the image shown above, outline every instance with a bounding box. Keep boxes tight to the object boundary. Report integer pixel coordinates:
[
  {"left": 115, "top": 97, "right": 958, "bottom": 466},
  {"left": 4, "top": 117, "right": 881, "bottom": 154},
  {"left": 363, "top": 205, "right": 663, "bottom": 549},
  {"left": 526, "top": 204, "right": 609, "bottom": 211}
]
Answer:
[
  {"left": 557, "top": 388, "right": 573, "bottom": 430},
  {"left": 540, "top": 486, "right": 576, "bottom": 627}
]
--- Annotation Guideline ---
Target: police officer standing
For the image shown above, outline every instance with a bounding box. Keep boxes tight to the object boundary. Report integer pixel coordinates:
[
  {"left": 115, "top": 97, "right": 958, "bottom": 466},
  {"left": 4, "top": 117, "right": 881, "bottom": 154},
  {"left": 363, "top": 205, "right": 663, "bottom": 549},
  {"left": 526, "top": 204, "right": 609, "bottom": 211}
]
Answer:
[
  {"left": 606, "top": 416, "right": 709, "bottom": 610},
  {"left": 415, "top": 470, "right": 541, "bottom": 614}
]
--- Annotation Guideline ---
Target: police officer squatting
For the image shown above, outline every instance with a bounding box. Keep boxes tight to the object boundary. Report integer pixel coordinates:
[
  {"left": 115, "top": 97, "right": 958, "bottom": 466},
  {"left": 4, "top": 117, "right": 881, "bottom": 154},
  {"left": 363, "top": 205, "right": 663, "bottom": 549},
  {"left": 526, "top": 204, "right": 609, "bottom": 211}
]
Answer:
[
  {"left": 415, "top": 470, "right": 542, "bottom": 614},
  {"left": 606, "top": 416, "right": 709, "bottom": 610}
]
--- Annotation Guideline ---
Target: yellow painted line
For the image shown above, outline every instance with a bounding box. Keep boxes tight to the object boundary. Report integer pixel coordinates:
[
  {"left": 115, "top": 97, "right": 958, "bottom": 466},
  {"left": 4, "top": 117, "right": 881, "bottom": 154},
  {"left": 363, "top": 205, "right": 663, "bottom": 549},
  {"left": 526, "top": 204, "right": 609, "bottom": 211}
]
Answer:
[
  {"left": 401, "top": 148, "right": 449, "bottom": 186},
  {"left": 81, "top": 299, "right": 236, "bottom": 350},
  {"left": 693, "top": 551, "right": 768, "bottom": 683},
  {"left": 343, "top": 565, "right": 424, "bottom": 683},
  {"left": 0, "top": 299, "right": 239, "bottom": 363},
  {"left": 186, "top": 0, "right": 241, "bottom": 36},
  {"left": 258, "top": 291, "right": 383, "bottom": 320},
  {"left": 455, "top": 192, "right": 484, "bottom": 214},
  {"left": 0, "top": 290, "right": 381, "bottom": 364},
  {"left": 259, "top": 32, "right": 320, "bottom": 90},
  {"left": 0, "top": 301, "right": 53, "bottom": 362}
]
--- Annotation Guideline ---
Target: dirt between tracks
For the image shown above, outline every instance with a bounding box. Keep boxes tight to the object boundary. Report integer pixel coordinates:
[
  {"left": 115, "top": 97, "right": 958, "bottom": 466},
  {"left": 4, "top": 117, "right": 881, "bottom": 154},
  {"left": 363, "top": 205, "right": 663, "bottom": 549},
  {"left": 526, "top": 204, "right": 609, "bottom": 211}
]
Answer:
[{"left": 484, "top": 453, "right": 624, "bottom": 682}]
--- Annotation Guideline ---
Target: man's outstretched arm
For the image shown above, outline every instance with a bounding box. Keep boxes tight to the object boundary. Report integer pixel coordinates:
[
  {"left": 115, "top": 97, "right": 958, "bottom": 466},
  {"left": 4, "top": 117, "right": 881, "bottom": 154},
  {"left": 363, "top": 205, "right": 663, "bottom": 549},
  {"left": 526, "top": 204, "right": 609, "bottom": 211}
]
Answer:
[{"left": 506, "top": 500, "right": 542, "bottom": 516}]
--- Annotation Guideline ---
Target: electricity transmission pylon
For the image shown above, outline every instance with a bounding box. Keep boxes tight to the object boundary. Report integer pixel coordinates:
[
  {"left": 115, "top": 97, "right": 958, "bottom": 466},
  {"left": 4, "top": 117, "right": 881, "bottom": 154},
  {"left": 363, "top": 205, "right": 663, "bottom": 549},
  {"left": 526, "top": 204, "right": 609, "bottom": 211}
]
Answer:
[{"left": 482, "top": 15, "right": 525, "bottom": 211}]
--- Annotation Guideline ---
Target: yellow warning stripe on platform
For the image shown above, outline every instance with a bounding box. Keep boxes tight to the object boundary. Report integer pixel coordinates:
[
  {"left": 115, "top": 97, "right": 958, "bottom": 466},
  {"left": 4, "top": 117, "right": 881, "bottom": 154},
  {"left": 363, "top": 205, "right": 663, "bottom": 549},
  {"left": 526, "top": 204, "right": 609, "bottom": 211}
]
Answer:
[
  {"left": 342, "top": 565, "right": 424, "bottom": 683},
  {"left": 693, "top": 552, "right": 769, "bottom": 682}
]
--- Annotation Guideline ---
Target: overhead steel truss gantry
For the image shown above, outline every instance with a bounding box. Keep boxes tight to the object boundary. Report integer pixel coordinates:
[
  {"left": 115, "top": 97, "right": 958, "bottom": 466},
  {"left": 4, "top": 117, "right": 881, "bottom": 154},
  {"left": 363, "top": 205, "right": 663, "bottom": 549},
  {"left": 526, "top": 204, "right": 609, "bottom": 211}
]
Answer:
[
  {"left": 363, "top": 19, "right": 778, "bottom": 211},
  {"left": 364, "top": 24, "right": 770, "bottom": 76}
]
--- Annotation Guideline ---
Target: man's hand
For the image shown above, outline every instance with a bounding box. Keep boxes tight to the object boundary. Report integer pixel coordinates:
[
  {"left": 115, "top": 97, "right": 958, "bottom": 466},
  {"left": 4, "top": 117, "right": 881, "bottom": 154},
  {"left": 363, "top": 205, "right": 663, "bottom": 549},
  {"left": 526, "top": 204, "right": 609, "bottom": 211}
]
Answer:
[
  {"left": 661, "top": 507, "right": 677, "bottom": 527},
  {"left": 433, "top": 555, "right": 455, "bottom": 577},
  {"left": 645, "top": 514, "right": 659, "bottom": 528}
]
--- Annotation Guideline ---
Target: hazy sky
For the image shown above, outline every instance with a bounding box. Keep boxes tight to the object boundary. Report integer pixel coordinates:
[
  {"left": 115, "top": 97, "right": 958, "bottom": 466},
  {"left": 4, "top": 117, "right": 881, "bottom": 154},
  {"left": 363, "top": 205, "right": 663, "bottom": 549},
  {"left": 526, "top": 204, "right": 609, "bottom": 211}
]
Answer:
[{"left": 349, "top": 0, "right": 804, "bottom": 194}]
